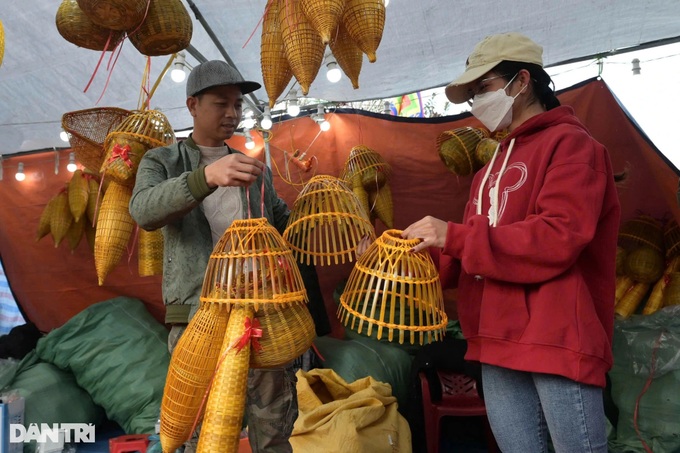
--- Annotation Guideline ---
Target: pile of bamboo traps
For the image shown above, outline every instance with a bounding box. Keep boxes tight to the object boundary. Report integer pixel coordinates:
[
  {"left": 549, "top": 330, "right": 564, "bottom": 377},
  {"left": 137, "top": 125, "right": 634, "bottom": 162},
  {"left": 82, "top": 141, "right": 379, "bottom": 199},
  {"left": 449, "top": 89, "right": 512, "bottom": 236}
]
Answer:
[
  {"left": 283, "top": 175, "right": 376, "bottom": 266},
  {"left": 262, "top": 0, "right": 386, "bottom": 105},
  {"left": 160, "top": 217, "right": 315, "bottom": 453},
  {"left": 337, "top": 229, "right": 448, "bottom": 345},
  {"left": 615, "top": 214, "right": 680, "bottom": 318},
  {"left": 340, "top": 145, "right": 393, "bottom": 228}
]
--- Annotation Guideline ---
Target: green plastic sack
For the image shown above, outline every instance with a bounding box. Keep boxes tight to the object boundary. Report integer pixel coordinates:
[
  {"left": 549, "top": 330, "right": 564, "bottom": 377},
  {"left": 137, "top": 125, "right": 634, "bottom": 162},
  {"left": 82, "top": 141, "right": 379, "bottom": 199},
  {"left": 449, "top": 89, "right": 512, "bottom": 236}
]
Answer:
[
  {"left": 608, "top": 305, "right": 680, "bottom": 453},
  {"left": 34, "top": 297, "right": 169, "bottom": 434}
]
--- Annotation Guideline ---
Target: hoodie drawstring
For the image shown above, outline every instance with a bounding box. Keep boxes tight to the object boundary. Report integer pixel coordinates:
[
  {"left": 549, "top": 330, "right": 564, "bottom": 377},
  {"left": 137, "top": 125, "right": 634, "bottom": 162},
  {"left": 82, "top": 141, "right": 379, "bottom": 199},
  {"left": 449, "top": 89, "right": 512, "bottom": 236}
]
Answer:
[{"left": 476, "top": 138, "right": 516, "bottom": 227}]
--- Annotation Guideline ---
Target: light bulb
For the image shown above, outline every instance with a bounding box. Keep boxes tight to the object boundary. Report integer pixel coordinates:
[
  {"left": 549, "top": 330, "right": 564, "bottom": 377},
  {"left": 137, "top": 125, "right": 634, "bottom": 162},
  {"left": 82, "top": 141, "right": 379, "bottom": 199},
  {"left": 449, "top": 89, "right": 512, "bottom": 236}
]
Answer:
[
  {"left": 287, "top": 99, "right": 300, "bottom": 117},
  {"left": 15, "top": 162, "right": 25, "bottom": 181},
  {"left": 631, "top": 58, "right": 641, "bottom": 76},
  {"left": 326, "top": 61, "right": 342, "bottom": 83},
  {"left": 319, "top": 120, "right": 331, "bottom": 132},
  {"left": 261, "top": 106, "right": 273, "bottom": 130},
  {"left": 171, "top": 66, "right": 186, "bottom": 83},
  {"left": 60, "top": 131, "right": 69, "bottom": 142},
  {"left": 245, "top": 137, "right": 255, "bottom": 150},
  {"left": 67, "top": 152, "right": 77, "bottom": 172}
]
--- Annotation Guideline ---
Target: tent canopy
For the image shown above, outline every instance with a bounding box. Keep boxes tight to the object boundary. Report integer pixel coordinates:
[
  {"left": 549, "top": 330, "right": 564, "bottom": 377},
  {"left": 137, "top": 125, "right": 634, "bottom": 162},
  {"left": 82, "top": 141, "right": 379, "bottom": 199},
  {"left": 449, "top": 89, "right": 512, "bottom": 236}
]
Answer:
[{"left": 1, "top": 0, "right": 679, "bottom": 155}]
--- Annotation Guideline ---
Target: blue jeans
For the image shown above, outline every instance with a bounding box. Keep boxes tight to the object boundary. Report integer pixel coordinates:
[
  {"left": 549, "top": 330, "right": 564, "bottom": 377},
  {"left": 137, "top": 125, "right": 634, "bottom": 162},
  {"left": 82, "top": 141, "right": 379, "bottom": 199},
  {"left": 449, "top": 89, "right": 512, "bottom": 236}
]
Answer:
[{"left": 481, "top": 364, "right": 608, "bottom": 453}]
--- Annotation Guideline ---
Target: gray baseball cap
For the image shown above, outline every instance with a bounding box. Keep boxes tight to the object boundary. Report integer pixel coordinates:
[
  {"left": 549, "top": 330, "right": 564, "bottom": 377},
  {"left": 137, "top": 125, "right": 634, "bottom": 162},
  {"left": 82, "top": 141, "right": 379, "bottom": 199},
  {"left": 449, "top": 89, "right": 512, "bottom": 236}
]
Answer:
[{"left": 186, "top": 60, "right": 261, "bottom": 97}]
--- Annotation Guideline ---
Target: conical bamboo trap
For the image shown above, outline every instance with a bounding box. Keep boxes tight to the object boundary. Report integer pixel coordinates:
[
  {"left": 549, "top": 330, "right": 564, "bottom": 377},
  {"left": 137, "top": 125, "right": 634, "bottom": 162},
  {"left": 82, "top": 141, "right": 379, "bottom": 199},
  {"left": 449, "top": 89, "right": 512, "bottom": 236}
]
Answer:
[
  {"left": 300, "top": 0, "right": 347, "bottom": 45},
  {"left": 138, "top": 227, "right": 164, "bottom": 277},
  {"left": 339, "top": 145, "right": 392, "bottom": 191},
  {"left": 329, "top": 21, "right": 363, "bottom": 89},
  {"left": 436, "top": 127, "right": 489, "bottom": 176},
  {"left": 101, "top": 109, "right": 175, "bottom": 186},
  {"left": 283, "top": 175, "right": 376, "bottom": 266},
  {"left": 261, "top": 0, "right": 294, "bottom": 108},
  {"left": 338, "top": 229, "right": 448, "bottom": 345},
  {"left": 76, "top": 0, "right": 148, "bottom": 31},
  {"left": 56, "top": 0, "right": 125, "bottom": 51},
  {"left": 62, "top": 107, "right": 131, "bottom": 173},
  {"left": 127, "top": 0, "right": 193, "bottom": 56},
  {"left": 279, "top": 0, "right": 325, "bottom": 95},
  {"left": 341, "top": 0, "right": 385, "bottom": 63}
]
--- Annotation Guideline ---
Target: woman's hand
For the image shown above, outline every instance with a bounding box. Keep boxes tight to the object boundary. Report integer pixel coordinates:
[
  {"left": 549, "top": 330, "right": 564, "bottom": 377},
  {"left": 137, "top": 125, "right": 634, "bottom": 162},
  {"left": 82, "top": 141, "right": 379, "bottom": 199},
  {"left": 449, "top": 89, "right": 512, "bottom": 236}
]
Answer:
[
  {"left": 355, "top": 234, "right": 373, "bottom": 259},
  {"left": 204, "top": 153, "right": 265, "bottom": 187},
  {"left": 402, "top": 216, "right": 448, "bottom": 253}
]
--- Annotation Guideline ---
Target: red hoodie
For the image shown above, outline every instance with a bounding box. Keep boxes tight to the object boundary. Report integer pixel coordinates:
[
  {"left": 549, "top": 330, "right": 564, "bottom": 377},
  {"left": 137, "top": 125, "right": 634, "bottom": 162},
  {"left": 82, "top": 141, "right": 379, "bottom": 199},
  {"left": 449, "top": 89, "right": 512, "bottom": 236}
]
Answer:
[{"left": 438, "top": 105, "right": 620, "bottom": 388}]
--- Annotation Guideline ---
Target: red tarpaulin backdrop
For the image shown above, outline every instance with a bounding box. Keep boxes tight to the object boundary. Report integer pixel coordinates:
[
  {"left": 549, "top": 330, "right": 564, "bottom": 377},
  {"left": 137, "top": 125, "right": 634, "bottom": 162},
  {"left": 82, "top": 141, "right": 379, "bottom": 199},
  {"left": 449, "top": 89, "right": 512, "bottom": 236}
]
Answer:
[{"left": 1, "top": 78, "right": 678, "bottom": 333}]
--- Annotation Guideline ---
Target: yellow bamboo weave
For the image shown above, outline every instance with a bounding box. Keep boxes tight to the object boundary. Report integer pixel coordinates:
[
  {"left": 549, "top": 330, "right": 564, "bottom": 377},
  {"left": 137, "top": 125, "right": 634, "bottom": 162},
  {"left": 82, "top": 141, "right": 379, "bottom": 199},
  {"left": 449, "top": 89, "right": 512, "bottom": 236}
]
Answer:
[
  {"left": 76, "top": 0, "right": 147, "bottom": 31},
  {"left": 368, "top": 182, "right": 393, "bottom": 229},
  {"left": 66, "top": 216, "right": 85, "bottom": 252},
  {"left": 329, "top": 21, "right": 362, "bottom": 89},
  {"left": 664, "top": 271, "right": 680, "bottom": 307},
  {"left": 86, "top": 177, "right": 101, "bottom": 224},
  {"left": 615, "top": 281, "right": 650, "bottom": 319},
  {"left": 283, "top": 175, "right": 375, "bottom": 266},
  {"left": 62, "top": 107, "right": 131, "bottom": 173},
  {"left": 624, "top": 246, "right": 664, "bottom": 283},
  {"left": 338, "top": 229, "right": 448, "bottom": 345},
  {"left": 160, "top": 302, "right": 230, "bottom": 453},
  {"left": 138, "top": 228, "right": 164, "bottom": 277},
  {"left": 36, "top": 196, "right": 56, "bottom": 242},
  {"left": 475, "top": 137, "right": 499, "bottom": 166},
  {"left": 339, "top": 145, "right": 392, "bottom": 190},
  {"left": 200, "top": 218, "right": 308, "bottom": 311},
  {"left": 94, "top": 181, "right": 134, "bottom": 285},
  {"left": 615, "top": 246, "right": 627, "bottom": 276},
  {"left": 127, "top": 0, "right": 193, "bottom": 56},
  {"left": 68, "top": 169, "right": 89, "bottom": 222},
  {"left": 50, "top": 190, "right": 74, "bottom": 248},
  {"left": 341, "top": 0, "right": 385, "bottom": 63},
  {"left": 57, "top": 0, "right": 125, "bottom": 51},
  {"left": 301, "top": 0, "right": 347, "bottom": 44},
  {"left": 196, "top": 306, "right": 254, "bottom": 453},
  {"left": 663, "top": 219, "right": 680, "bottom": 259},
  {"left": 618, "top": 215, "right": 664, "bottom": 253},
  {"left": 279, "top": 0, "right": 325, "bottom": 95},
  {"left": 261, "top": 0, "right": 294, "bottom": 108},
  {"left": 437, "top": 127, "right": 489, "bottom": 176}
]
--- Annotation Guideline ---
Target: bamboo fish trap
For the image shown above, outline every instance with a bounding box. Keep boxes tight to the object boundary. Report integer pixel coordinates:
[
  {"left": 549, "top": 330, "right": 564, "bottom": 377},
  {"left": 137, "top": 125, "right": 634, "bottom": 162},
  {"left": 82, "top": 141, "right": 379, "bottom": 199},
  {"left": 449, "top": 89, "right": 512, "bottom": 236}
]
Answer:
[
  {"left": 300, "top": 0, "right": 347, "bottom": 45},
  {"left": 138, "top": 228, "right": 164, "bottom": 277},
  {"left": 127, "top": 0, "right": 193, "bottom": 56},
  {"left": 329, "top": 21, "right": 363, "bottom": 89},
  {"left": 341, "top": 0, "right": 385, "bottom": 63},
  {"left": 76, "top": 0, "right": 148, "bottom": 31},
  {"left": 57, "top": 0, "right": 126, "bottom": 51},
  {"left": 283, "top": 175, "right": 376, "bottom": 266},
  {"left": 62, "top": 107, "right": 131, "bottom": 173},
  {"left": 437, "top": 127, "right": 489, "bottom": 176},
  {"left": 339, "top": 145, "right": 392, "bottom": 191},
  {"left": 338, "top": 229, "right": 448, "bottom": 345},
  {"left": 261, "top": 0, "right": 294, "bottom": 108}
]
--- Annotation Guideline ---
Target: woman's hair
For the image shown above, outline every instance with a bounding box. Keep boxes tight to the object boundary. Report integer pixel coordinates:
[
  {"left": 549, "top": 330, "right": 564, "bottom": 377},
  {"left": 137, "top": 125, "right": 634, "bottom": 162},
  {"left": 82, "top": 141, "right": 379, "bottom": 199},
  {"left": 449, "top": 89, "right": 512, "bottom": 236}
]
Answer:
[{"left": 494, "top": 61, "right": 561, "bottom": 111}]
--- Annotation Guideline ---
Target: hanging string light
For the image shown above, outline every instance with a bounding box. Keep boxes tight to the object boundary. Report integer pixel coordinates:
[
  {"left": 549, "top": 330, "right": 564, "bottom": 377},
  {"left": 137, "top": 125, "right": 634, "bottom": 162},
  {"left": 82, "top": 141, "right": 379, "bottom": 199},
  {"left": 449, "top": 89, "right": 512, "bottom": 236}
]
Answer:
[
  {"left": 286, "top": 89, "right": 300, "bottom": 117},
  {"left": 260, "top": 106, "right": 273, "bottom": 130},
  {"left": 67, "top": 152, "right": 78, "bottom": 172},
  {"left": 244, "top": 129, "right": 255, "bottom": 150},
  {"left": 631, "top": 58, "right": 641, "bottom": 75},
  {"left": 15, "top": 162, "right": 25, "bottom": 182}
]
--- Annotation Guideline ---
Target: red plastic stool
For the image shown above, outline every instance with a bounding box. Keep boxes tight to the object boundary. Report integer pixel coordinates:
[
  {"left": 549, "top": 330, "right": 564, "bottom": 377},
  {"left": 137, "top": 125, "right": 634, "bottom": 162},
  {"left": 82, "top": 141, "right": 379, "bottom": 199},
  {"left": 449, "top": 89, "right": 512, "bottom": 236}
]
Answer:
[{"left": 109, "top": 434, "right": 150, "bottom": 453}]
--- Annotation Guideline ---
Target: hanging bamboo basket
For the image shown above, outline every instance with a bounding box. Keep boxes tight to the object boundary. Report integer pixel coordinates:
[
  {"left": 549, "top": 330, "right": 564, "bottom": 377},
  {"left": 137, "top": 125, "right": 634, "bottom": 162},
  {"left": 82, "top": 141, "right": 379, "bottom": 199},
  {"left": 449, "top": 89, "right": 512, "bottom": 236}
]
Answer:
[
  {"left": 62, "top": 107, "right": 132, "bottom": 173},
  {"left": 475, "top": 137, "right": 499, "bottom": 166},
  {"left": 329, "top": 21, "right": 363, "bottom": 89},
  {"left": 300, "top": 0, "right": 347, "bottom": 45},
  {"left": 279, "top": 0, "right": 325, "bottom": 95},
  {"left": 138, "top": 228, "right": 164, "bottom": 276},
  {"left": 437, "top": 127, "right": 489, "bottom": 176},
  {"left": 339, "top": 145, "right": 392, "bottom": 191},
  {"left": 57, "top": 0, "right": 126, "bottom": 51},
  {"left": 338, "top": 229, "right": 448, "bottom": 345},
  {"left": 76, "top": 0, "right": 148, "bottom": 31},
  {"left": 128, "top": 0, "right": 193, "bottom": 56},
  {"left": 341, "top": 0, "right": 385, "bottom": 63},
  {"left": 261, "top": 0, "right": 294, "bottom": 108},
  {"left": 618, "top": 215, "right": 664, "bottom": 253},
  {"left": 283, "top": 175, "right": 376, "bottom": 266}
]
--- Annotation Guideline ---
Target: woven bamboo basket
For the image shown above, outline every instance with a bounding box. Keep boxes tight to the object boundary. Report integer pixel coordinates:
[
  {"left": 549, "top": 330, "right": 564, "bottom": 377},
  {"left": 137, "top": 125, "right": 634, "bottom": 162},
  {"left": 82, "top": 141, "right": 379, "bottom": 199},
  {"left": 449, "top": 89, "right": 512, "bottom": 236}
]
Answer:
[
  {"left": 86, "top": 176, "right": 102, "bottom": 224},
  {"left": 350, "top": 172, "right": 370, "bottom": 218},
  {"left": 475, "top": 137, "right": 499, "bottom": 167},
  {"left": 50, "top": 190, "right": 74, "bottom": 248},
  {"left": 160, "top": 302, "right": 230, "bottom": 453},
  {"left": 663, "top": 272, "right": 680, "bottom": 307},
  {"left": 57, "top": 0, "right": 125, "bottom": 51},
  {"left": 200, "top": 218, "right": 308, "bottom": 311},
  {"left": 36, "top": 200, "right": 54, "bottom": 242},
  {"left": 437, "top": 127, "right": 489, "bottom": 176},
  {"left": 283, "top": 175, "right": 375, "bottom": 266},
  {"left": 138, "top": 228, "right": 164, "bottom": 277},
  {"left": 618, "top": 215, "right": 664, "bottom": 253},
  {"left": 301, "top": 0, "right": 346, "bottom": 44},
  {"left": 339, "top": 145, "right": 392, "bottom": 190},
  {"left": 329, "top": 21, "right": 362, "bottom": 89},
  {"left": 0, "top": 20, "right": 4, "bottom": 67},
  {"left": 341, "top": 0, "right": 385, "bottom": 63},
  {"left": 250, "top": 301, "right": 315, "bottom": 368},
  {"left": 338, "top": 229, "right": 448, "bottom": 345},
  {"left": 624, "top": 246, "right": 665, "bottom": 283},
  {"left": 196, "top": 305, "right": 253, "bottom": 453},
  {"left": 368, "top": 182, "right": 393, "bottom": 229},
  {"left": 94, "top": 181, "right": 134, "bottom": 285},
  {"left": 279, "top": 0, "right": 325, "bottom": 95},
  {"left": 128, "top": 0, "right": 193, "bottom": 56},
  {"left": 66, "top": 216, "right": 85, "bottom": 252},
  {"left": 615, "top": 281, "right": 650, "bottom": 319},
  {"left": 62, "top": 107, "right": 131, "bottom": 173},
  {"left": 76, "top": 0, "right": 147, "bottom": 31},
  {"left": 101, "top": 109, "right": 175, "bottom": 185},
  {"left": 68, "top": 169, "right": 89, "bottom": 223},
  {"left": 663, "top": 219, "right": 680, "bottom": 258},
  {"left": 615, "top": 275, "right": 635, "bottom": 303},
  {"left": 261, "top": 0, "right": 294, "bottom": 108}
]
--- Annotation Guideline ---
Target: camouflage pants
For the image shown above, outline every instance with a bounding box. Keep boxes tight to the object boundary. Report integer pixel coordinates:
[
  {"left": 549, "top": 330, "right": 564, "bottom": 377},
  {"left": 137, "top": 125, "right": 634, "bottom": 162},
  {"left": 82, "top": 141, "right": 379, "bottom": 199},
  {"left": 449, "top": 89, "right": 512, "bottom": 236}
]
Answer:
[{"left": 168, "top": 325, "right": 298, "bottom": 453}]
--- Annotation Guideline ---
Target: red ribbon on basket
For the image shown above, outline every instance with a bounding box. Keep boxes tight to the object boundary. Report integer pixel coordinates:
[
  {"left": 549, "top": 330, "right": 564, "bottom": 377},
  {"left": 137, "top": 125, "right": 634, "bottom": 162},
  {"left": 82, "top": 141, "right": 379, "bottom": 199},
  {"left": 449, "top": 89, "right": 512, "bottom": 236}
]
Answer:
[
  {"left": 108, "top": 144, "right": 133, "bottom": 168},
  {"left": 234, "top": 317, "right": 263, "bottom": 354}
]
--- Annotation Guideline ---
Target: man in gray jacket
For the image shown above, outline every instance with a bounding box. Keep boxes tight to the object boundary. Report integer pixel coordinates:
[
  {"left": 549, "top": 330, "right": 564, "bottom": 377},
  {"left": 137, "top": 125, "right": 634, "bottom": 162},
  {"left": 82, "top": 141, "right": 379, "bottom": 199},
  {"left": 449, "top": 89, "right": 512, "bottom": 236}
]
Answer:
[{"left": 130, "top": 60, "right": 296, "bottom": 453}]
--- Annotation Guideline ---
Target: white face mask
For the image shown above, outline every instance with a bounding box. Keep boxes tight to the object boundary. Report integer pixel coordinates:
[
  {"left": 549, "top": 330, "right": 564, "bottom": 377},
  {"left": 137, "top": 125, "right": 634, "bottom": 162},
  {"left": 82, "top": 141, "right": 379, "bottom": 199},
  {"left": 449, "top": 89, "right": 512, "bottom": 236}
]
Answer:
[{"left": 471, "top": 74, "right": 524, "bottom": 132}]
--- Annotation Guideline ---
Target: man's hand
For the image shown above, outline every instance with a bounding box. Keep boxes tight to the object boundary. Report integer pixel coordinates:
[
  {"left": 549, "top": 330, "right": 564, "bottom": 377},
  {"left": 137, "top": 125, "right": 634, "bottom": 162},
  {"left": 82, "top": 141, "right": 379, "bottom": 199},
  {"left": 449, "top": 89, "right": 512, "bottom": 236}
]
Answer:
[
  {"left": 401, "top": 216, "right": 448, "bottom": 253},
  {"left": 204, "top": 153, "right": 265, "bottom": 187}
]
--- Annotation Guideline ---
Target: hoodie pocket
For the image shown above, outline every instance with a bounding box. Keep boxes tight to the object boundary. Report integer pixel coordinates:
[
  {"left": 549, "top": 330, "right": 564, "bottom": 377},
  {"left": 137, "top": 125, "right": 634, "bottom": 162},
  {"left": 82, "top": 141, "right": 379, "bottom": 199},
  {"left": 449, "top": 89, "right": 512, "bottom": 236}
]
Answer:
[{"left": 477, "top": 280, "right": 530, "bottom": 340}]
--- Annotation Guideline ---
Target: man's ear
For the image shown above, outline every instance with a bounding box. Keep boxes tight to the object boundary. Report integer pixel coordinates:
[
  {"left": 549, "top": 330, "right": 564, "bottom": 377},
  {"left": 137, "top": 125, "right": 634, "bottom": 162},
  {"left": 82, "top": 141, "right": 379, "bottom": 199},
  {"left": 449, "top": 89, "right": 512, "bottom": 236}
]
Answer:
[{"left": 186, "top": 96, "right": 197, "bottom": 117}]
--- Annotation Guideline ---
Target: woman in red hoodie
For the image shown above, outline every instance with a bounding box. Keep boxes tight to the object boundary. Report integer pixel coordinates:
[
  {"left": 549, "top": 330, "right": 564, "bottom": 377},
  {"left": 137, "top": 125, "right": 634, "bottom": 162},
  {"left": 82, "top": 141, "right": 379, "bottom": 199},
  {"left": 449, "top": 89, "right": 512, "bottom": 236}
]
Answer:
[{"left": 403, "top": 33, "right": 620, "bottom": 452}]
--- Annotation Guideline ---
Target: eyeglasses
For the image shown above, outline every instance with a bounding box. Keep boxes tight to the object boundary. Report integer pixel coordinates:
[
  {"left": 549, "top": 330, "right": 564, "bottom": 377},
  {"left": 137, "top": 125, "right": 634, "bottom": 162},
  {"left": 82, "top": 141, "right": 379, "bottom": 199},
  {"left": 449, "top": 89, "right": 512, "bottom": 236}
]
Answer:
[{"left": 466, "top": 74, "right": 511, "bottom": 106}]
